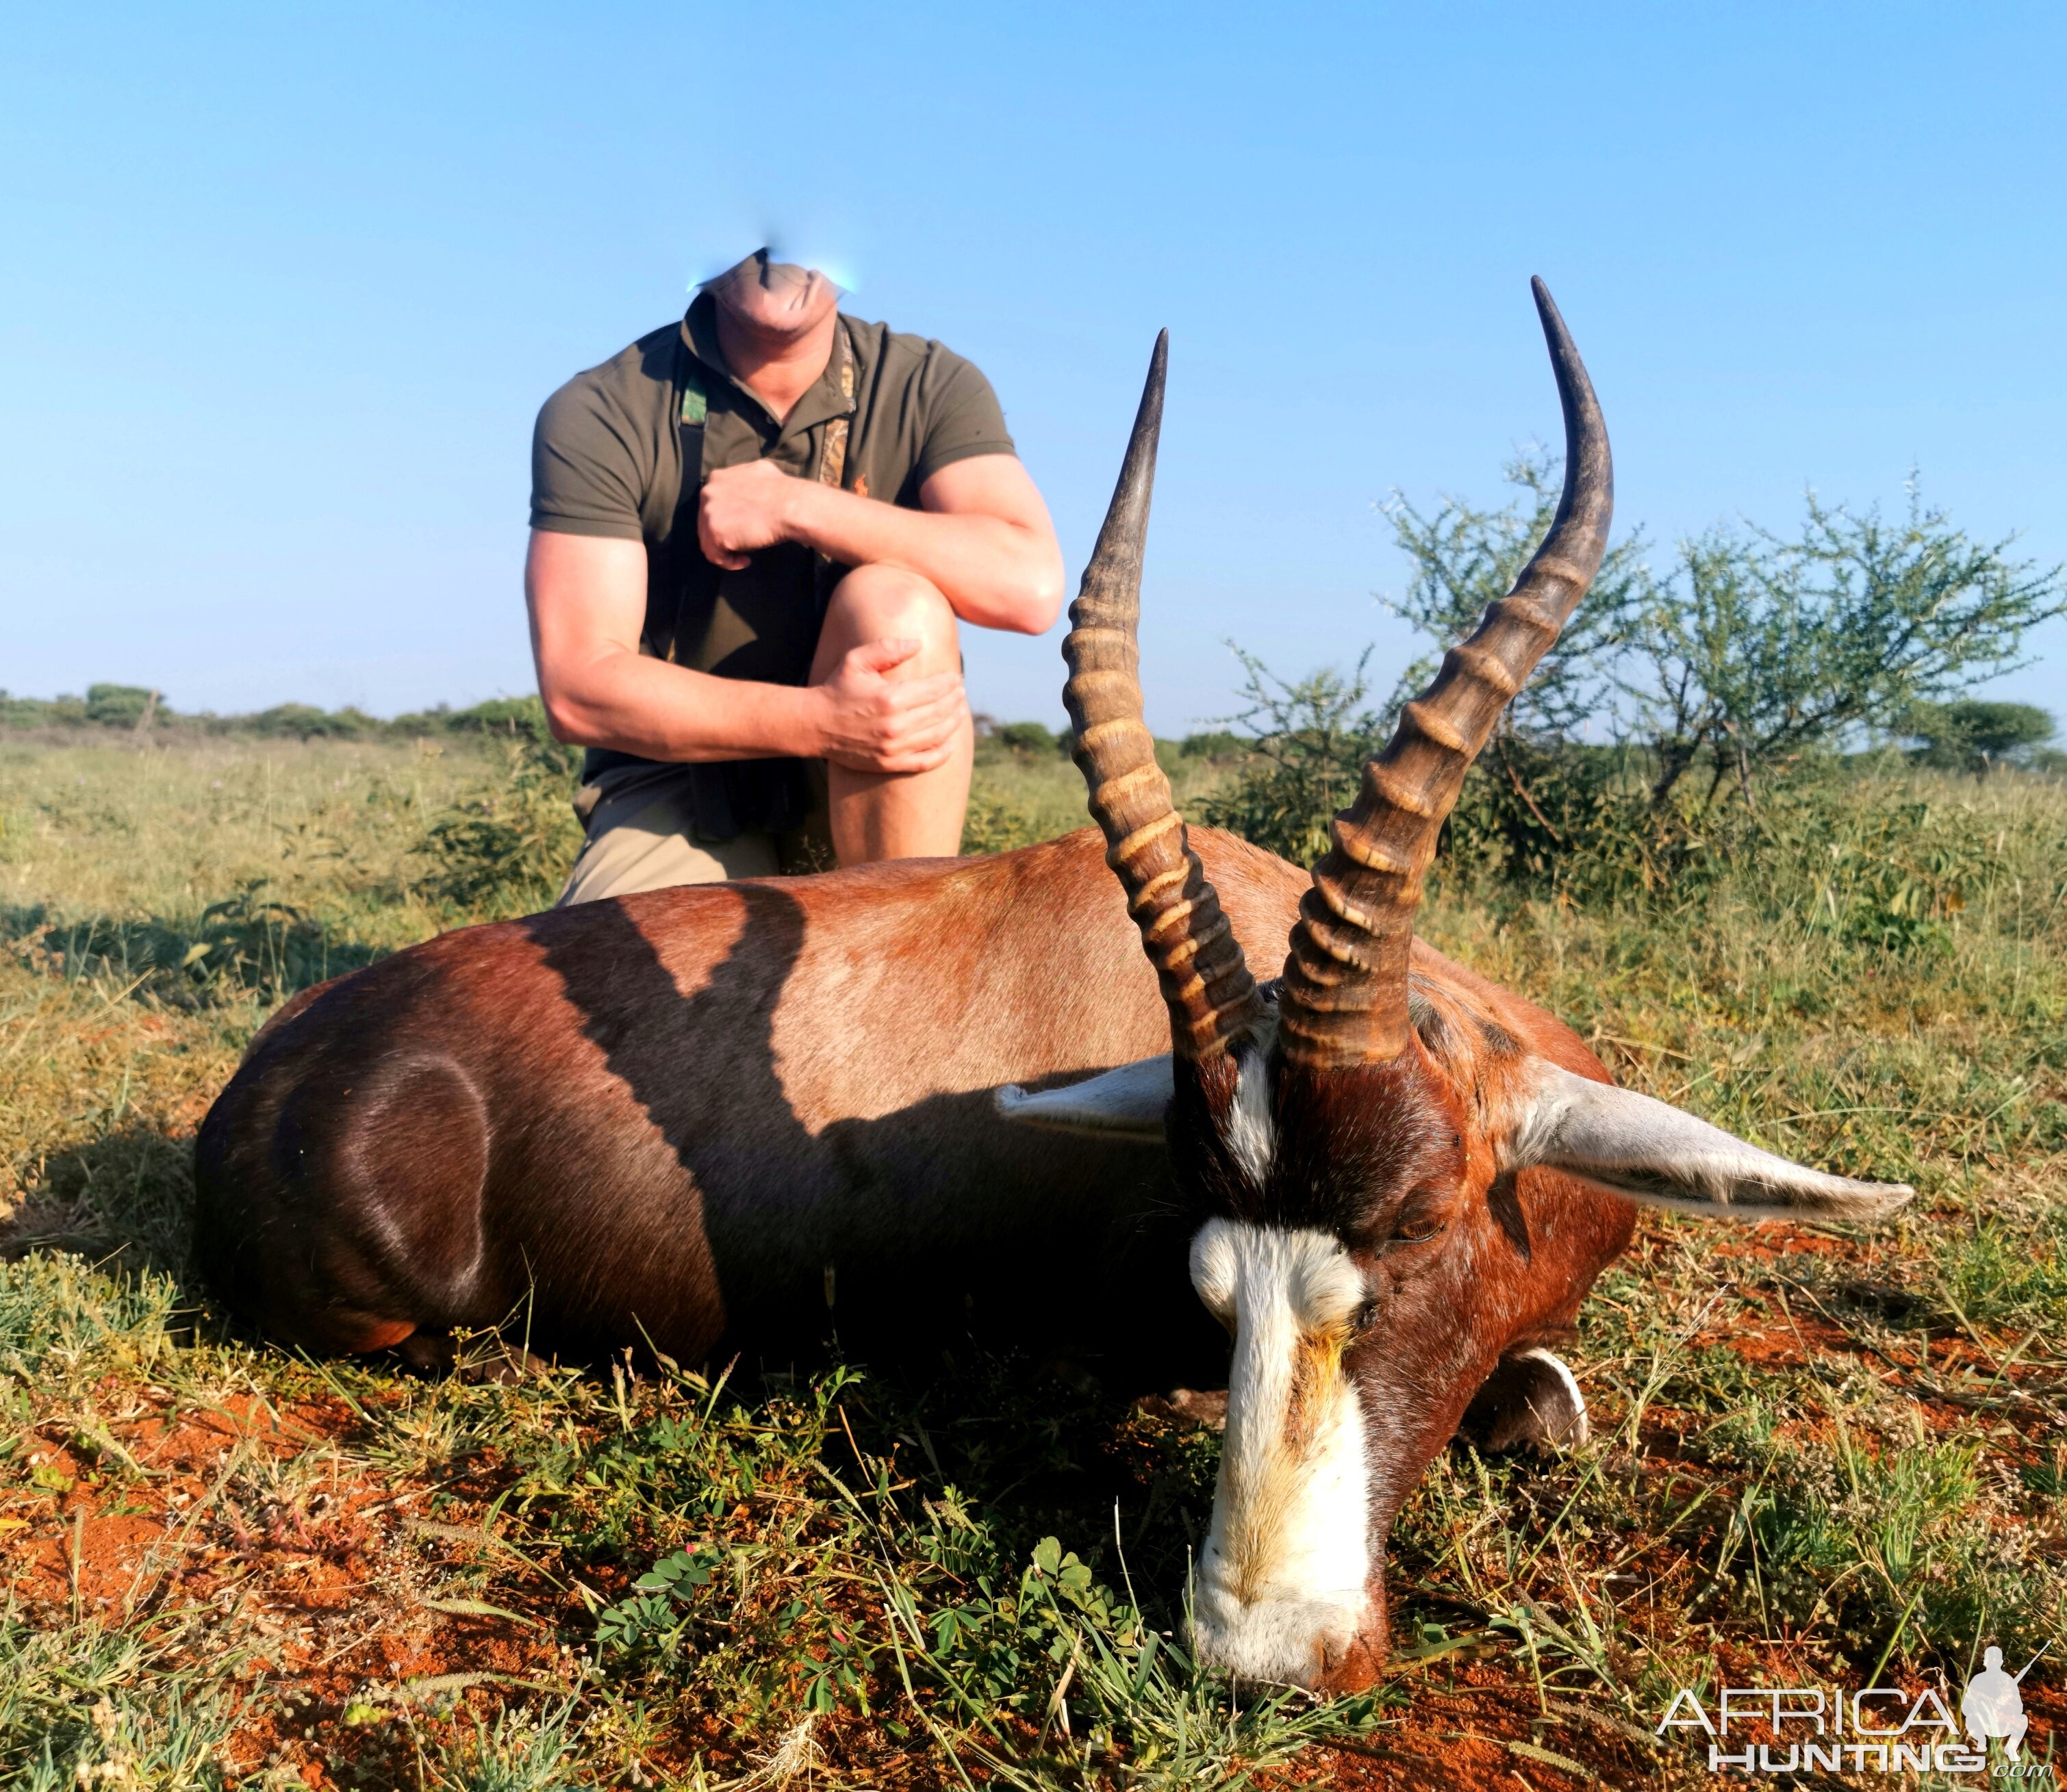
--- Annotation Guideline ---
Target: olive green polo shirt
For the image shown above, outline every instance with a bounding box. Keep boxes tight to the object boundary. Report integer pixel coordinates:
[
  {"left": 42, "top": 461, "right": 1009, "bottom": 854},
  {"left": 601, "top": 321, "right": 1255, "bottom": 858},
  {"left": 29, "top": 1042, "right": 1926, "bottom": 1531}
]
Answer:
[{"left": 531, "top": 291, "right": 1015, "bottom": 700}]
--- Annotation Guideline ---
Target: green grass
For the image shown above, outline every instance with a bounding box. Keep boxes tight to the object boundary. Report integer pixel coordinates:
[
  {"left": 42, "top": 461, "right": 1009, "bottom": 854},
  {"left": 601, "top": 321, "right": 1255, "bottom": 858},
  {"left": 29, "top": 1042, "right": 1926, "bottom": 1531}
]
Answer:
[{"left": 2, "top": 731, "right": 2064, "bottom": 1787}]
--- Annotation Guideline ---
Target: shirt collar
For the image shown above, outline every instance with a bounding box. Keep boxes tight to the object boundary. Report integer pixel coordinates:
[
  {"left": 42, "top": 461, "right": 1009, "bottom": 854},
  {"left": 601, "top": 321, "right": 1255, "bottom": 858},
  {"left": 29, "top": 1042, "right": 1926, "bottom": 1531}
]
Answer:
[{"left": 681, "top": 292, "right": 857, "bottom": 440}]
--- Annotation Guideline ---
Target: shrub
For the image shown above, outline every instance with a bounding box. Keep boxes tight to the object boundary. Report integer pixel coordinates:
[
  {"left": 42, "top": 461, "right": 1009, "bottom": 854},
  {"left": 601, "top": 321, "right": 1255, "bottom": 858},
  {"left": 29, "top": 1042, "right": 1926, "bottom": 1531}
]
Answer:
[
  {"left": 990, "top": 719, "right": 1064, "bottom": 756},
  {"left": 1440, "top": 734, "right": 1652, "bottom": 891},
  {"left": 1903, "top": 699, "right": 2056, "bottom": 775},
  {"left": 440, "top": 694, "right": 561, "bottom": 743},
  {"left": 1196, "top": 650, "right": 1384, "bottom": 867},
  {"left": 246, "top": 702, "right": 372, "bottom": 741},
  {"left": 0, "top": 691, "right": 88, "bottom": 728},
  {"left": 414, "top": 738, "right": 583, "bottom": 918},
  {"left": 959, "top": 791, "right": 1049, "bottom": 855},
  {"left": 1387, "top": 453, "right": 2065, "bottom": 813},
  {"left": 1194, "top": 631, "right": 2008, "bottom": 946},
  {"left": 84, "top": 684, "right": 162, "bottom": 728}
]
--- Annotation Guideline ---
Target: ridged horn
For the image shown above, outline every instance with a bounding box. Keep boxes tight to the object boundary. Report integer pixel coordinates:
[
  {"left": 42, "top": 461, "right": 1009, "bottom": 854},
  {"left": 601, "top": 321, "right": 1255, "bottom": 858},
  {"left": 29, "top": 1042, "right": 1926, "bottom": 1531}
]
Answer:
[
  {"left": 1279, "top": 278, "right": 1614, "bottom": 1068},
  {"left": 1063, "top": 331, "right": 1267, "bottom": 1063}
]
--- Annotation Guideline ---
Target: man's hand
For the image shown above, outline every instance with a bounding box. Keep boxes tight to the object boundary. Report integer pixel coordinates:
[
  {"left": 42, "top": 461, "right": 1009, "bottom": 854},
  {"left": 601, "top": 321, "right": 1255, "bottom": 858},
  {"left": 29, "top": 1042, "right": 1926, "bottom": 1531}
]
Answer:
[
  {"left": 698, "top": 460, "right": 799, "bottom": 569},
  {"left": 700, "top": 452, "right": 1063, "bottom": 634},
  {"left": 809, "top": 638, "right": 969, "bottom": 774}
]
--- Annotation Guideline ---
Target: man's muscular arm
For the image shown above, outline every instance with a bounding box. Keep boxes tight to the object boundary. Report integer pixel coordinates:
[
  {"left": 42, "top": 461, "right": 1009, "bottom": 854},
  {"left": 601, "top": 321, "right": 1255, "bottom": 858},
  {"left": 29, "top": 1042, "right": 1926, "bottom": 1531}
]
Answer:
[
  {"left": 526, "top": 530, "right": 967, "bottom": 770},
  {"left": 697, "top": 454, "right": 1065, "bottom": 634}
]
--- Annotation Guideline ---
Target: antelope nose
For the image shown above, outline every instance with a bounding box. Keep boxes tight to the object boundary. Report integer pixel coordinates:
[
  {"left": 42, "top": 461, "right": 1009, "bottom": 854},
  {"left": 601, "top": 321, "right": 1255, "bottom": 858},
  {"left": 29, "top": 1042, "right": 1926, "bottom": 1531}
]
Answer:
[
  {"left": 1189, "top": 1578, "right": 1372, "bottom": 1688},
  {"left": 1311, "top": 1626, "right": 1386, "bottom": 1694}
]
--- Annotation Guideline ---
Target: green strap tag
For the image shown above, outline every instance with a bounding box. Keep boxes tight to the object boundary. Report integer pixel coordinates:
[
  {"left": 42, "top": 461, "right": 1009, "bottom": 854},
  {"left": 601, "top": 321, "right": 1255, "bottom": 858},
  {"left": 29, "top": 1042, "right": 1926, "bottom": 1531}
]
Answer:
[{"left": 681, "top": 368, "right": 709, "bottom": 426}]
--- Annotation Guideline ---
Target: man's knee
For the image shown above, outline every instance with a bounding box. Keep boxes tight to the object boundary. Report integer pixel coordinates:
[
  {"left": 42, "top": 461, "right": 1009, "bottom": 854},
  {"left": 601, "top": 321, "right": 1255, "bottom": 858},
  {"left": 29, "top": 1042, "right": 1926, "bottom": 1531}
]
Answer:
[{"left": 825, "top": 563, "right": 956, "bottom": 658}]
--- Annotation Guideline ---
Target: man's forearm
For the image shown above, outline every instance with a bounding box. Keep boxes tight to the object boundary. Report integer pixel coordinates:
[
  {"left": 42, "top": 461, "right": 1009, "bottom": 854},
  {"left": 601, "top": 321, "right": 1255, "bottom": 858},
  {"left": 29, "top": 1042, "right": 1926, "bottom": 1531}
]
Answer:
[
  {"left": 542, "top": 648, "right": 822, "bottom": 763},
  {"left": 782, "top": 482, "right": 1056, "bottom": 630}
]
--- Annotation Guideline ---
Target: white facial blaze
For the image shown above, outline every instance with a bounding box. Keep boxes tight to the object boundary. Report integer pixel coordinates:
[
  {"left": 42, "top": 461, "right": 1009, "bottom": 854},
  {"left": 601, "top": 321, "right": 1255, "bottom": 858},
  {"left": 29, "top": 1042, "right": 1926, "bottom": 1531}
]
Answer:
[{"left": 1188, "top": 1220, "right": 1372, "bottom": 1685}]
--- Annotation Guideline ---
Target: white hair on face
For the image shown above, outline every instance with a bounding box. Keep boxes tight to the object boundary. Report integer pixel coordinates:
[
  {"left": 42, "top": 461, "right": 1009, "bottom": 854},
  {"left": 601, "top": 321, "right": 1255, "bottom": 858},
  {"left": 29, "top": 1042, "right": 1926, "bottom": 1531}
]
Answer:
[
  {"left": 1222, "top": 1051, "right": 1278, "bottom": 1188},
  {"left": 1187, "top": 1220, "right": 1372, "bottom": 1687}
]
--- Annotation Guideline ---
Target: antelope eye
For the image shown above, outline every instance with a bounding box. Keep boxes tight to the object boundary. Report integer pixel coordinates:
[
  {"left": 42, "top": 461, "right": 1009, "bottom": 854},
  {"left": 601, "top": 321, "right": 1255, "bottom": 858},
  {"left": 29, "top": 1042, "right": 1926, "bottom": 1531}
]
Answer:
[
  {"left": 1350, "top": 1298, "right": 1381, "bottom": 1333},
  {"left": 1387, "top": 1190, "right": 1450, "bottom": 1246}
]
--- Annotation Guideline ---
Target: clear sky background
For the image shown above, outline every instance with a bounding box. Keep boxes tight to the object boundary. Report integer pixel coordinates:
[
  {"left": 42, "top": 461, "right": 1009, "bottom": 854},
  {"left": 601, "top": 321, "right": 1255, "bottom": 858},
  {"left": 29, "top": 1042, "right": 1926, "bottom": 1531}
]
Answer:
[{"left": 3, "top": 2, "right": 2062, "bottom": 735}]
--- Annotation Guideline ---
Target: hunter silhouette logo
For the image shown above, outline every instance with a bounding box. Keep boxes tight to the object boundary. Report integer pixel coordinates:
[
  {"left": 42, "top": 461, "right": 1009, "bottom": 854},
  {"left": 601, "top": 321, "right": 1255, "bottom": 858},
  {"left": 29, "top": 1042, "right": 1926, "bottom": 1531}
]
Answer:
[{"left": 1963, "top": 1644, "right": 2046, "bottom": 1763}]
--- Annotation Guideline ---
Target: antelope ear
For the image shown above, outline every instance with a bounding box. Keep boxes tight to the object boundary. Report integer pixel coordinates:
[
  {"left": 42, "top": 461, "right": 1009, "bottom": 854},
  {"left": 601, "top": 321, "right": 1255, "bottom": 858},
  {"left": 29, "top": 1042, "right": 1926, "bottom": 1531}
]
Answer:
[
  {"left": 994, "top": 1055, "right": 1173, "bottom": 1140},
  {"left": 1511, "top": 1064, "right": 1914, "bottom": 1223}
]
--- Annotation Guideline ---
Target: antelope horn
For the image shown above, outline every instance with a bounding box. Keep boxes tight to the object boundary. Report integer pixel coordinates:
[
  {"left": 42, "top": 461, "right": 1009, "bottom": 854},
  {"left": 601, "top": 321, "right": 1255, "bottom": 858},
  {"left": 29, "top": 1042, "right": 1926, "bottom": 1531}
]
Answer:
[
  {"left": 1063, "top": 331, "right": 1267, "bottom": 1063},
  {"left": 1279, "top": 279, "right": 1614, "bottom": 1068}
]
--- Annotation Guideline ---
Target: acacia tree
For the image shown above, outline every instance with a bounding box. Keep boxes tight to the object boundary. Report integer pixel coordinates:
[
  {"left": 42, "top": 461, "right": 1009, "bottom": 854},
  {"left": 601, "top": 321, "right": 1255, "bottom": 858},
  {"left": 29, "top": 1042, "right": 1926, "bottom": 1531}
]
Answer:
[
  {"left": 1621, "top": 485, "right": 2064, "bottom": 810},
  {"left": 1903, "top": 700, "right": 2057, "bottom": 775},
  {"left": 1210, "top": 460, "right": 2064, "bottom": 877},
  {"left": 1387, "top": 462, "right": 2064, "bottom": 813},
  {"left": 1375, "top": 453, "right": 1658, "bottom": 852},
  {"left": 1382, "top": 450, "right": 1651, "bottom": 742}
]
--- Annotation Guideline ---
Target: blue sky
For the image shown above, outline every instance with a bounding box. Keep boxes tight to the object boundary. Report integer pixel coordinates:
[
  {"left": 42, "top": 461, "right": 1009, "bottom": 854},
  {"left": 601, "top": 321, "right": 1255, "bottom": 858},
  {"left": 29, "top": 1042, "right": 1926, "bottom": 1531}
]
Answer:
[{"left": 3, "top": 2, "right": 2062, "bottom": 734}]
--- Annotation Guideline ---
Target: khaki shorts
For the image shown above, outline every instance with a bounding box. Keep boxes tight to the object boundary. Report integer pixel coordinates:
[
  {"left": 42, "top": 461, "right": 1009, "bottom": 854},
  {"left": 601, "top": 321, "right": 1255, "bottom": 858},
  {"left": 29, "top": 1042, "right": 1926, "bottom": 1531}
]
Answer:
[{"left": 556, "top": 760, "right": 835, "bottom": 905}]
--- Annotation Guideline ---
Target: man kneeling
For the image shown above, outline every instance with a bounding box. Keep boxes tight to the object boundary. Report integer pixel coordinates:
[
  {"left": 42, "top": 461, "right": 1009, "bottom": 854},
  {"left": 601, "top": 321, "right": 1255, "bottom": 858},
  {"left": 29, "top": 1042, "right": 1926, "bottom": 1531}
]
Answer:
[{"left": 528, "top": 248, "right": 1063, "bottom": 899}]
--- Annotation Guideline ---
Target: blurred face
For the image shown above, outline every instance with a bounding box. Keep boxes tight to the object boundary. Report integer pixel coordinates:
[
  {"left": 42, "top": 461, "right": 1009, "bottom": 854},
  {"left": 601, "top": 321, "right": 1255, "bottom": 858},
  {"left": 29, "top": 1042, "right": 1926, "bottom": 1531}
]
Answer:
[{"left": 705, "top": 250, "right": 840, "bottom": 341}]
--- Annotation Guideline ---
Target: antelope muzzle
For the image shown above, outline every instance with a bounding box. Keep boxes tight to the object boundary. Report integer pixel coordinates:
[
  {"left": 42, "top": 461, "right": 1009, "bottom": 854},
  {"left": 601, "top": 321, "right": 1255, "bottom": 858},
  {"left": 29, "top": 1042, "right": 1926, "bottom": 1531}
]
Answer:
[{"left": 1187, "top": 1220, "right": 1386, "bottom": 1690}]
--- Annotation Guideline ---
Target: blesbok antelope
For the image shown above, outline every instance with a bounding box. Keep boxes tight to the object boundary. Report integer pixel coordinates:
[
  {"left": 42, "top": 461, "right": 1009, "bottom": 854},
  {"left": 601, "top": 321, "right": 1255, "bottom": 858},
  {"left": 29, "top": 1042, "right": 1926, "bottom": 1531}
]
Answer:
[
  {"left": 993, "top": 280, "right": 1911, "bottom": 1690},
  {"left": 193, "top": 280, "right": 1911, "bottom": 1695}
]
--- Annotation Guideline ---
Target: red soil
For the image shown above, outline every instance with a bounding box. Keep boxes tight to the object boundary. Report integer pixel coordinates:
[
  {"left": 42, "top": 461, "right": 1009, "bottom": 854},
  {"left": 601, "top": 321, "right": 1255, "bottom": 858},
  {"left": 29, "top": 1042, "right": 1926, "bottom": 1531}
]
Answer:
[{"left": 5, "top": 1385, "right": 574, "bottom": 1786}]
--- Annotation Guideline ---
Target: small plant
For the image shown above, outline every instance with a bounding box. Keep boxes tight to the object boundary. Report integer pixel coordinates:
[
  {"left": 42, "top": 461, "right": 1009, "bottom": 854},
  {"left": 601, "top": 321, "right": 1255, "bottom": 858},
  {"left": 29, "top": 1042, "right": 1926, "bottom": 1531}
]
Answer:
[
  {"left": 594, "top": 1546, "right": 714, "bottom": 1656},
  {"left": 0, "top": 1620, "right": 237, "bottom": 1790},
  {"left": 415, "top": 738, "right": 583, "bottom": 919},
  {"left": 430, "top": 1700, "right": 581, "bottom": 1792},
  {"left": 181, "top": 880, "right": 336, "bottom": 995}
]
